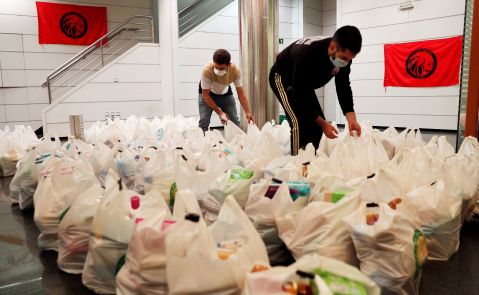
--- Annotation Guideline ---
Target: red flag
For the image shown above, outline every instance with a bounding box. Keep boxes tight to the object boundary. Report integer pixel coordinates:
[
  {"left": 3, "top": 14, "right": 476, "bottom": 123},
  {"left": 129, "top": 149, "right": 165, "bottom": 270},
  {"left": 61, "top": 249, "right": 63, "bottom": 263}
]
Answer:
[
  {"left": 384, "top": 36, "right": 463, "bottom": 87},
  {"left": 36, "top": 1, "right": 107, "bottom": 45}
]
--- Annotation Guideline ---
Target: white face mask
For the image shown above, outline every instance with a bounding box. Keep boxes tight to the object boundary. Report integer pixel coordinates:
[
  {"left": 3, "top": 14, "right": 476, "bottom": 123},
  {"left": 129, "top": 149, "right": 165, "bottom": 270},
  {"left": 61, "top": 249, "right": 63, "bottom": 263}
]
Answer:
[
  {"left": 330, "top": 52, "right": 349, "bottom": 68},
  {"left": 214, "top": 68, "right": 227, "bottom": 76}
]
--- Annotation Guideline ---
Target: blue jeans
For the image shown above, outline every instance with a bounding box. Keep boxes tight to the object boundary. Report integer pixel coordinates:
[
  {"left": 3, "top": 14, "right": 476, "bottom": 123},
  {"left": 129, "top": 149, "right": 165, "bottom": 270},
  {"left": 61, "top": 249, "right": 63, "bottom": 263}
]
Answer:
[{"left": 198, "top": 93, "right": 240, "bottom": 131}]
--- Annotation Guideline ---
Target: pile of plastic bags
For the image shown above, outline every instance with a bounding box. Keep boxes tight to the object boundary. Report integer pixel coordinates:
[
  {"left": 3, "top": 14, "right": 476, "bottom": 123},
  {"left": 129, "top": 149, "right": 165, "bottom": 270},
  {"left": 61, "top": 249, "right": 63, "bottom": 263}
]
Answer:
[
  {"left": 7, "top": 115, "right": 479, "bottom": 295},
  {"left": 0, "top": 125, "right": 39, "bottom": 177}
]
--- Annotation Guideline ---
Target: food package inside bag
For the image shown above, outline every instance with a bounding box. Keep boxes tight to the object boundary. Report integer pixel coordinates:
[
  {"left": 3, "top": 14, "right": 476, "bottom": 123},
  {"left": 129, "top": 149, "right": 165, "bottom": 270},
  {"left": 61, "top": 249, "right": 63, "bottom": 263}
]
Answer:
[{"left": 244, "top": 254, "right": 380, "bottom": 295}]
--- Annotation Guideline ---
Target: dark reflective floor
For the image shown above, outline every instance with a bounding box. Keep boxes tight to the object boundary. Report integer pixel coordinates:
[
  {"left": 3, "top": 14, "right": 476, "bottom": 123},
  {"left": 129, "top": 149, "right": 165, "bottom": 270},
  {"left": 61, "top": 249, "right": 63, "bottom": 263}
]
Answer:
[
  {"left": 0, "top": 177, "right": 94, "bottom": 295},
  {"left": 0, "top": 175, "right": 478, "bottom": 294}
]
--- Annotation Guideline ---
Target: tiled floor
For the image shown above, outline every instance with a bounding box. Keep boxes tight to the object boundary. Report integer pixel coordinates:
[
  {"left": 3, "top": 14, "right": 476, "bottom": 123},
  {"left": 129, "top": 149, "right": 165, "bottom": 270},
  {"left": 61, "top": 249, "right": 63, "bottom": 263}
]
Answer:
[{"left": 0, "top": 176, "right": 479, "bottom": 294}]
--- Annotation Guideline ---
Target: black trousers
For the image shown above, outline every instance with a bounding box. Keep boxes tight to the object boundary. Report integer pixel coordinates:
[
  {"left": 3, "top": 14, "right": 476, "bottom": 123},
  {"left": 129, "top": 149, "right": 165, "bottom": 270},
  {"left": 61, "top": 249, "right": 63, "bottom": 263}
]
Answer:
[{"left": 269, "top": 68, "right": 323, "bottom": 155}]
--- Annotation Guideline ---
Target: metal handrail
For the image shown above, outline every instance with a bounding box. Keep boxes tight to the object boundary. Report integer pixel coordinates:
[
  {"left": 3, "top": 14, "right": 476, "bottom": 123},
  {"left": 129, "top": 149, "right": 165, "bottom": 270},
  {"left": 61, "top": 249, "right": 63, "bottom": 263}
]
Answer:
[
  {"left": 44, "top": 28, "right": 139, "bottom": 86},
  {"left": 43, "top": 15, "right": 154, "bottom": 103},
  {"left": 178, "top": 0, "right": 202, "bottom": 14}
]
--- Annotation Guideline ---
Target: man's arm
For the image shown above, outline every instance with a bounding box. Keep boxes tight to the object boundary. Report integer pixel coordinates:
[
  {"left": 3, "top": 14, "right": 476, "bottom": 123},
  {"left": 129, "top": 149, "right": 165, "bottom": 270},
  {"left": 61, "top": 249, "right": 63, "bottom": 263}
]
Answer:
[
  {"left": 335, "top": 64, "right": 361, "bottom": 136},
  {"left": 202, "top": 89, "right": 229, "bottom": 123},
  {"left": 235, "top": 87, "right": 254, "bottom": 123}
]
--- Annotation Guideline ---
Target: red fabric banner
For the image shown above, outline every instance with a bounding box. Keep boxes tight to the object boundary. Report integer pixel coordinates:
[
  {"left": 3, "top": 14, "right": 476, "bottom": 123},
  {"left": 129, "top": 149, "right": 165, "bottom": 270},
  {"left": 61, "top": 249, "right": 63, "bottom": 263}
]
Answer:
[
  {"left": 384, "top": 36, "right": 463, "bottom": 87},
  {"left": 36, "top": 1, "right": 107, "bottom": 45}
]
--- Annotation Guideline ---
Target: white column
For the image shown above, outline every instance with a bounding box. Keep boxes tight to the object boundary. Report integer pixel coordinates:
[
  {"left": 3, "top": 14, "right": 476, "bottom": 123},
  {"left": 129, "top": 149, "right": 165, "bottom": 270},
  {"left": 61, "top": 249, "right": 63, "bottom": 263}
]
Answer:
[
  {"left": 298, "top": 0, "right": 304, "bottom": 38},
  {"left": 158, "top": 0, "right": 179, "bottom": 115}
]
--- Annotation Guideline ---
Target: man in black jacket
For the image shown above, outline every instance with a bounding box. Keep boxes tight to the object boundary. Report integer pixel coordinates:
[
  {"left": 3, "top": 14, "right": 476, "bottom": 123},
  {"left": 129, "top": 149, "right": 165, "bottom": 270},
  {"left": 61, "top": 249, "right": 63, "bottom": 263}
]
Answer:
[{"left": 269, "top": 25, "right": 362, "bottom": 155}]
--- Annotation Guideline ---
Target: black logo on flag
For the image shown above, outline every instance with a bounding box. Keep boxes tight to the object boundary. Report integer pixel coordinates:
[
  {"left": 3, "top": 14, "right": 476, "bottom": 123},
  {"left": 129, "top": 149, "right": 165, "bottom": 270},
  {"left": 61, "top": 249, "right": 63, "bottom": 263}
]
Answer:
[
  {"left": 60, "top": 12, "right": 88, "bottom": 39},
  {"left": 406, "top": 48, "right": 437, "bottom": 79}
]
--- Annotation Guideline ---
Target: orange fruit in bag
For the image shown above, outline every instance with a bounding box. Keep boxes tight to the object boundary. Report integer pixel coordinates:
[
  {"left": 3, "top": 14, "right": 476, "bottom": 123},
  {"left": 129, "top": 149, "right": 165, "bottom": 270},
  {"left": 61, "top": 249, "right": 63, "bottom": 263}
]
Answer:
[{"left": 366, "top": 213, "right": 379, "bottom": 225}]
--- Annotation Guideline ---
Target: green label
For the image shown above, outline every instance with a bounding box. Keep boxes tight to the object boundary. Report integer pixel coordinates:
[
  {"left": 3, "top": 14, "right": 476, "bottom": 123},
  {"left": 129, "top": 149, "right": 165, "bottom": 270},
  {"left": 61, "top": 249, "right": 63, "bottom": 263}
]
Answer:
[
  {"left": 59, "top": 207, "right": 70, "bottom": 222},
  {"left": 229, "top": 169, "right": 254, "bottom": 183},
  {"left": 413, "top": 229, "right": 428, "bottom": 279},
  {"left": 169, "top": 182, "right": 177, "bottom": 207},
  {"left": 35, "top": 153, "right": 52, "bottom": 164},
  {"left": 313, "top": 269, "right": 367, "bottom": 295},
  {"left": 332, "top": 191, "right": 348, "bottom": 203},
  {"left": 115, "top": 254, "right": 126, "bottom": 275}
]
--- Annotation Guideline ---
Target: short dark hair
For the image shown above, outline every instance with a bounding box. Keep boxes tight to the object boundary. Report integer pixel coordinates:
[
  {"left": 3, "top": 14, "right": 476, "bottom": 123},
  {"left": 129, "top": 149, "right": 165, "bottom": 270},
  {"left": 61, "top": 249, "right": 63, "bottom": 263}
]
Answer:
[
  {"left": 213, "top": 49, "right": 231, "bottom": 65},
  {"left": 333, "top": 25, "right": 362, "bottom": 54}
]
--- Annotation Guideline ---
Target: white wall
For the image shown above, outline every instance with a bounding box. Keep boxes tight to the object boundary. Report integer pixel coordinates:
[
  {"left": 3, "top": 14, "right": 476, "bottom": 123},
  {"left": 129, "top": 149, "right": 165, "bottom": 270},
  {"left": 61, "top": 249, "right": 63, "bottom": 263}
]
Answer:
[
  {"left": 43, "top": 43, "right": 164, "bottom": 135},
  {"left": 279, "top": 0, "right": 302, "bottom": 52},
  {"left": 0, "top": 0, "right": 152, "bottom": 131},
  {"left": 303, "top": 0, "right": 322, "bottom": 37},
  {"left": 335, "top": 0, "right": 464, "bottom": 129}
]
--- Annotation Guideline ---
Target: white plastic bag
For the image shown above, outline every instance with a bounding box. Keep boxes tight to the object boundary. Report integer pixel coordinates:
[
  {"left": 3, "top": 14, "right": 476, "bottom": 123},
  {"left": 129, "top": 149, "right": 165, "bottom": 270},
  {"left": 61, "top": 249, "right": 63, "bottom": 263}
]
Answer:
[
  {"left": 264, "top": 144, "right": 315, "bottom": 182},
  {"left": 245, "top": 179, "right": 308, "bottom": 265},
  {"left": 425, "top": 136, "right": 455, "bottom": 160},
  {"left": 166, "top": 196, "right": 269, "bottom": 295},
  {"left": 88, "top": 142, "right": 112, "bottom": 182},
  {"left": 323, "top": 134, "right": 389, "bottom": 181},
  {"left": 390, "top": 147, "right": 443, "bottom": 193},
  {"left": 260, "top": 120, "right": 291, "bottom": 155},
  {"left": 244, "top": 132, "right": 285, "bottom": 179},
  {"left": 457, "top": 137, "right": 479, "bottom": 221},
  {"left": 277, "top": 186, "right": 360, "bottom": 265},
  {"left": 406, "top": 180, "right": 462, "bottom": 261},
  {"left": 224, "top": 120, "right": 246, "bottom": 142},
  {"left": 380, "top": 126, "right": 400, "bottom": 159},
  {"left": 317, "top": 121, "right": 344, "bottom": 157},
  {"left": 143, "top": 148, "right": 176, "bottom": 205},
  {"left": 172, "top": 189, "right": 203, "bottom": 220},
  {"left": 34, "top": 155, "right": 96, "bottom": 251},
  {"left": 9, "top": 149, "right": 38, "bottom": 208},
  {"left": 442, "top": 154, "right": 479, "bottom": 223},
  {"left": 58, "top": 181, "right": 104, "bottom": 273},
  {"left": 173, "top": 147, "right": 232, "bottom": 204},
  {"left": 0, "top": 131, "right": 23, "bottom": 177},
  {"left": 343, "top": 202, "right": 428, "bottom": 295},
  {"left": 83, "top": 172, "right": 169, "bottom": 294},
  {"left": 395, "top": 128, "right": 425, "bottom": 152},
  {"left": 116, "top": 206, "right": 173, "bottom": 295},
  {"left": 10, "top": 133, "right": 61, "bottom": 209}
]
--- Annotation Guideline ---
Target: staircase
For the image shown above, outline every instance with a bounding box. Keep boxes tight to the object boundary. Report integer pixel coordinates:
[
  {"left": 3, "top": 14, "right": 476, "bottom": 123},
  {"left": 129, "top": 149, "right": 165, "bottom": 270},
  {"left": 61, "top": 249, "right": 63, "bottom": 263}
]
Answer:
[
  {"left": 42, "top": 15, "right": 154, "bottom": 104},
  {"left": 178, "top": 0, "right": 234, "bottom": 37}
]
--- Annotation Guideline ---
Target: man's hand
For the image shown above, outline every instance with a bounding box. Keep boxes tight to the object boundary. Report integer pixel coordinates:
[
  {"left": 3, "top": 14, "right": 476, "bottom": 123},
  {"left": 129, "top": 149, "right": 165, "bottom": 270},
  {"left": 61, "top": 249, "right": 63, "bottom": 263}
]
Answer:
[
  {"left": 348, "top": 120, "right": 362, "bottom": 137},
  {"left": 345, "top": 112, "right": 362, "bottom": 137},
  {"left": 315, "top": 116, "right": 338, "bottom": 139},
  {"left": 219, "top": 112, "right": 229, "bottom": 124},
  {"left": 321, "top": 121, "right": 339, "bottom": 139},
  {"left": 246, "top": 112, "right": 255, "bottom": 124}
]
